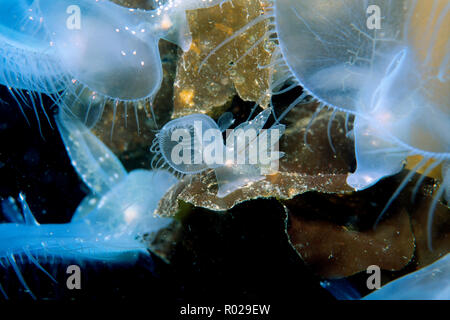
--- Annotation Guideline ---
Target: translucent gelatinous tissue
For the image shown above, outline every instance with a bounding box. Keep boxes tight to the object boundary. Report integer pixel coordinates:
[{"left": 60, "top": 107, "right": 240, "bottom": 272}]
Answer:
[
  {"left": 0, "top": 0, "right": 225, "bottom": 112},
  {"left": 0, "top": 170, "right": 176, "bottom": 261},
  {"left": 0, "top": 113, "right": 177, "bottom": 299},
  {"left": 0, "top": 0, "right": 66, "bottom": 94},
  {"left": 56, "top": 108, "right": 127, "bottom": 195},
  {"left": 363, "top": 254, "right": 450, "bottom": 300},
  {"left": 274, "top": 0, "right": 449, "bottom": 194},
  {"left": 153, "top": 113, "right": 222, "bottom": 174},
  {"left": 54, "top": 110, "right": 178, "bottom": 244},
  {"left": 275, "top": 0, "right": 406, "bottom": 115},
  {"left": 151, "top": 109, "right": 285, "bottom": 198}
]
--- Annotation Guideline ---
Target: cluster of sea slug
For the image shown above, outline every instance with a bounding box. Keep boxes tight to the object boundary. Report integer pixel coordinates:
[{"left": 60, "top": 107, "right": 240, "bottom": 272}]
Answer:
[{"left": 0, "top": 0, "right": 448, "bottom": 300}]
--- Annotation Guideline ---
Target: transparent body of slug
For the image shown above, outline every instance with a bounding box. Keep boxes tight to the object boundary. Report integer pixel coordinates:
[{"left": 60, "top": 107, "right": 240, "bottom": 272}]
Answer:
[
  {"left": 273, "top": 0, "right": 450, "bottom": 190},
  {"left": 272, "top": 0, "right": 450, "bottom": 244},
  {"left": 0, "top": 0, "right": 226, "bottom": 129},
  {"left": 363, "top": 253, "right": 450, "bottom": 300},
  {"left": 0, "top": 110, "right": 178, "bottom": 299},
  {"left": 150, "top": 109, "right": 285, "bottom": 198},
  {"left": 203, "top": 0, "right": 448, "bottom": 190},
  {"left": 197, "top": 0, "right": 448, "bottom": 244}
]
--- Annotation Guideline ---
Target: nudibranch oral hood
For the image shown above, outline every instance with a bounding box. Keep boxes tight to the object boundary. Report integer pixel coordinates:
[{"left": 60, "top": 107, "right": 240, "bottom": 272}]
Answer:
[
  {"left": 272, "top": 0, "right": 449, "bottom": 247},
  {"left": 151, "top": 109, "right": 285, "bottom": 198},
  {"left": 0, "top": 0, "right": 226, "bottom": 127}
]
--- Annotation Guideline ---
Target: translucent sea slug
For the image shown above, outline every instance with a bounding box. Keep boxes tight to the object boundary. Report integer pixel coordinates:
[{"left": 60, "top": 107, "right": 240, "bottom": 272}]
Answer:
[
  {"left": 200, "top": 0, "right": 449, "bottom": 237},
  {"left": 276, "top": 1, "right": 449, "bottom": 242},
  {"left": 273, "top": 0, "right": 449, "bottom": 198},
  {"left": 363, "top": 253, "right": 450, "bottom": 300},
  {"left": 56, "top": 106, "right": 128, "bottom": 195},
  {"left": 151, "top": 109, "right": 285, "bottom": 197},
  {"left": 0, "top": 0, "right": 226, "bottom": 127},
  {"left": 0, "top": 111, "right": 178, "bottom": 299}
]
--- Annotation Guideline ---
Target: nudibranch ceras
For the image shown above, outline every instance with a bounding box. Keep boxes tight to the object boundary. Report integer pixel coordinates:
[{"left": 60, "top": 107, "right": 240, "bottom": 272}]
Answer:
[
  {"left": 0, "top": 110, "right": 178, "bottom": 300},
  {"left": 0, "top": 0, "right": 226, "bottom": 130},
  {"left": 150, "top": 109, "right": 285, "bottom": 198}
]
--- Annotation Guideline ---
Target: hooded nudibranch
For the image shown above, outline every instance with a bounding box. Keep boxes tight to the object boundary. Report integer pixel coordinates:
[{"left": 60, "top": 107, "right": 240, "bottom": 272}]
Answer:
[
  {"left": 272, "top": 0, "right": 449, "bottom": 242},
  {"left": 0, "top": 0, "right": 226, "bottom": 128},
  {"left": 200, "top": 0, "right": 449, "bottom": 239},
  {"left": 0, "top": 110, "right": 178, "bottom": 299},
  {"left": 150, "top": 109, "right": 285, "bottom": 198},
  {"left": 272, "top": 0, "right": 449, "bottom": 185}
]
